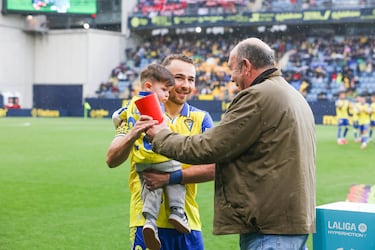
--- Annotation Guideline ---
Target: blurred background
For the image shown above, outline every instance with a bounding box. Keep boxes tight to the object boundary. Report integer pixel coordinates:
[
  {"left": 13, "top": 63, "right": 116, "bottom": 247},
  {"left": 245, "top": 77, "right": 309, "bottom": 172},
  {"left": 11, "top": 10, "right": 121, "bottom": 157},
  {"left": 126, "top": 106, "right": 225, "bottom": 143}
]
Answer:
[{"left": 1, "top": 0, "right": 375, "bottom": 122}]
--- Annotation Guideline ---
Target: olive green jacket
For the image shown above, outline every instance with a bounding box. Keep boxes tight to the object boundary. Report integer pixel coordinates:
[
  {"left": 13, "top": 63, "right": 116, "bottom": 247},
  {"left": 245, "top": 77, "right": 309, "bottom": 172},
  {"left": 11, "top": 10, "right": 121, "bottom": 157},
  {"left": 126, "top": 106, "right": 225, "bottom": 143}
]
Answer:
[{"left": 152, "top": 69, "right": 316, "bottom": 235}]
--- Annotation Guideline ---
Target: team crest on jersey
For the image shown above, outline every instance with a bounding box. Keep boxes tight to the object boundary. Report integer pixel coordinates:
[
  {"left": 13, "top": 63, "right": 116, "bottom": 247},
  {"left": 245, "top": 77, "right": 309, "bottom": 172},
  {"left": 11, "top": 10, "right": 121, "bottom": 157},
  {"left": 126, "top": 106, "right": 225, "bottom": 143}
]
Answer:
[{"left": 184, "top": 118, "right": 194, "bottom": 131}]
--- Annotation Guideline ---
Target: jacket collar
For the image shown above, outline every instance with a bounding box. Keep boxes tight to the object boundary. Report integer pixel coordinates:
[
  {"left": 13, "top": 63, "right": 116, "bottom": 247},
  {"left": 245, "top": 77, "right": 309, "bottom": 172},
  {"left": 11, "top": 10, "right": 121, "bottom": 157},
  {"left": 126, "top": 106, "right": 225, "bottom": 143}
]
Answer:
[{"left": 250, "top": 68, "right": 278, "bottom": 87}]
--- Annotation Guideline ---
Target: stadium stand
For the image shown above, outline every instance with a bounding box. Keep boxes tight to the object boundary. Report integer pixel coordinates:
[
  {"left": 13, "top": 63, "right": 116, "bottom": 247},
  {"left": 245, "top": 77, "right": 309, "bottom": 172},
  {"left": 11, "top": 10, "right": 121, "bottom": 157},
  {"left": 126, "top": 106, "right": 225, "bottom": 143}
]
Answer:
[
  {"left": 92, "top": 0, "right": 375, "bottom": 101},
  {"left": 97, "top": 32, "right": 375, "bottom": 102}
]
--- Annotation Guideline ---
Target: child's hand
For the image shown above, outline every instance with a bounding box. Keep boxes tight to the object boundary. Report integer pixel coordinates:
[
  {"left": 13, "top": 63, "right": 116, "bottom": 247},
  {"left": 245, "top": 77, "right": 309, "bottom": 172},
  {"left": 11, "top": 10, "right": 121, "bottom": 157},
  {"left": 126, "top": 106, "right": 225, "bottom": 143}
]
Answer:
[
  {"left": 145, "top": 116, "right": 170, "bottom": 140},
  {"left": 130, "top": 115, "right": 158, "bottom": 138}
]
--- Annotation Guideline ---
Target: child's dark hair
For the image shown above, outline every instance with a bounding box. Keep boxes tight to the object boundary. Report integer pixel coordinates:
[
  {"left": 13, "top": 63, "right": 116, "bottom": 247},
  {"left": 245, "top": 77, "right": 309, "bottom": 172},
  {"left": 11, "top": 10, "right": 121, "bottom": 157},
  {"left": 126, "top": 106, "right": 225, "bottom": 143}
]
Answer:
[{"left": 140, "top": 64, "right": 174, "bottom": 87}]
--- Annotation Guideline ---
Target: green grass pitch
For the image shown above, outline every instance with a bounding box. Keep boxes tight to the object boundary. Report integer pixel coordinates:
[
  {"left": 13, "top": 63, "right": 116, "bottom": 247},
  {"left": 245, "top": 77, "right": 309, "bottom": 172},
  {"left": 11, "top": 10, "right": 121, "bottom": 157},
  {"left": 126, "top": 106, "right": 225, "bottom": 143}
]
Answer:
[{"left": 1, "top": 117, "right": 374, "bottom": 249}]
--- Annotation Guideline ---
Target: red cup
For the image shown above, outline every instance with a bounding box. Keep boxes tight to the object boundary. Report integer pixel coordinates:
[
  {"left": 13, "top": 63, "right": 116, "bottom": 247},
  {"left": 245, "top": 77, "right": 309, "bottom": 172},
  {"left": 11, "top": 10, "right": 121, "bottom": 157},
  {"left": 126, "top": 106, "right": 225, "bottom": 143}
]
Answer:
[{"left": 135, "top": 92, "right": 164, "bottom": 123}]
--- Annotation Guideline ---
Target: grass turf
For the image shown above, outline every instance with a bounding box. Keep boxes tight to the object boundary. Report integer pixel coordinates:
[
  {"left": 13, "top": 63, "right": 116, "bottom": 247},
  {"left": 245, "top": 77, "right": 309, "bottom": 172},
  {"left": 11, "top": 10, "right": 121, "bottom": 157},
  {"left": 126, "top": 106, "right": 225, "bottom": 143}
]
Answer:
[{"left": 1, "top": 117, "right": 374, "bottom": 249}]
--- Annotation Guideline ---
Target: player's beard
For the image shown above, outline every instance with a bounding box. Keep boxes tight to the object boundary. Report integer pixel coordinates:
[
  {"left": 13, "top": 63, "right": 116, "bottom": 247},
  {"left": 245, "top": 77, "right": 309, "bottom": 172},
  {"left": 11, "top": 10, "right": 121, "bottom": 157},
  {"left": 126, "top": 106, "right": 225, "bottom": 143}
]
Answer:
[{"left": 169, "top": 88, "right": 191, "bottom": 105}]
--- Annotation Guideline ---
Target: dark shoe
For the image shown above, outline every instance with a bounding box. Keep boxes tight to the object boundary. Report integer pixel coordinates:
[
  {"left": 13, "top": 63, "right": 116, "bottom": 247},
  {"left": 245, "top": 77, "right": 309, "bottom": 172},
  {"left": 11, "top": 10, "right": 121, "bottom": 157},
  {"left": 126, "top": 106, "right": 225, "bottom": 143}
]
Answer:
[
  {"left": 143, "top": 222, "right": 161, "bottom": 250},
  {"left": 168, "top": 207, "right": 191, "bottom": 234}
]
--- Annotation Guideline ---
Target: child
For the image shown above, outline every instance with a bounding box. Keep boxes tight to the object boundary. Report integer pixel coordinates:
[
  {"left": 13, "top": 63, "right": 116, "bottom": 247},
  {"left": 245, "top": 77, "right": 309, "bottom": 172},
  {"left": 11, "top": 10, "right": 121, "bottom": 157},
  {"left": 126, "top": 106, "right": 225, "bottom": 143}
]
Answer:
[{"left": 112, "top": 64, "right": 190, "bottom": 250}]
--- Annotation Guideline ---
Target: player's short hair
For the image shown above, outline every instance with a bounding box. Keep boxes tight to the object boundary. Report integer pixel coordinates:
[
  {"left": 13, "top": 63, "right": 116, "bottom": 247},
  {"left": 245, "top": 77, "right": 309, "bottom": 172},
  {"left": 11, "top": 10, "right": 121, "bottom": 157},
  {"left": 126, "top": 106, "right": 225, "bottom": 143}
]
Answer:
[
  {"left": 140, "top": 63, "right": 174, "bottom": 87},
  {"left": 160, "top": 54, "right": 194, "bottom": 67}
]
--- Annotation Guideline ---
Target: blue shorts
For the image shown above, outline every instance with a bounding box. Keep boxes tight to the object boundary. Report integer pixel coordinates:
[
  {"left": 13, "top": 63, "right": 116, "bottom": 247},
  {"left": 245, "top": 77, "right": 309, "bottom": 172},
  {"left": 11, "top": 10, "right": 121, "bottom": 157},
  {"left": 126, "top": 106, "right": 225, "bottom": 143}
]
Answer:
[
  {"left": 130, "top": 226, "right": 204, "bottom": 250},
  {"left": 370, "top": 120, "right": 375, "bottom": 127},
  {"left": 353, "top": 121, "right": 359, "bottom": 129},
  {"left": 338, "top": 118, "right": 349, "bottom": 126},
  {"left": 359, "top": 124, "right": 369, "bottom": 133}
]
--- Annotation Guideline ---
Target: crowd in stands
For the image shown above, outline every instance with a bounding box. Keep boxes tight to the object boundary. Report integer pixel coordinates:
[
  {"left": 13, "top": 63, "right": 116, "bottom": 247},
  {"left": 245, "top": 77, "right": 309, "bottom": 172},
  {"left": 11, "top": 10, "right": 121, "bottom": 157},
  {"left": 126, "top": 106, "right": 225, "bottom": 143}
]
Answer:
[
  {"left": 95, "top": 30, "right": 375, "bottom": 102},
  {"left": 131, "top": 0, "right": 375, "bottom": 17}
]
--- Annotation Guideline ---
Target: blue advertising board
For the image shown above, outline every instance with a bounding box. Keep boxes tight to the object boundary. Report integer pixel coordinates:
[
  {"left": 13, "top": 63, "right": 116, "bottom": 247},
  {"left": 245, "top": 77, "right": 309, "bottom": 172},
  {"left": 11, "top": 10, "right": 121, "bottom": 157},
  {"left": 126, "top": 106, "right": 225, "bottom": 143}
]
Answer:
[{"left": 313, "top": 202, "right": 375, "bottom": 250}]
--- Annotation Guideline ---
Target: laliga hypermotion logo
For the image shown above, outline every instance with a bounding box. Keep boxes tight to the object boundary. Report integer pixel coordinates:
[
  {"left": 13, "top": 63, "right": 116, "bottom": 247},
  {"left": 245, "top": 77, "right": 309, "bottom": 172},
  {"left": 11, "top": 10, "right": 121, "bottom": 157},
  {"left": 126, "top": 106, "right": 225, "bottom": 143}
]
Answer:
[
  {"left": 327, "top": 221, "right": 368, "bottom": 239},
  {"left": 328, "top": 221, "right": 367, "bottom": 233}
]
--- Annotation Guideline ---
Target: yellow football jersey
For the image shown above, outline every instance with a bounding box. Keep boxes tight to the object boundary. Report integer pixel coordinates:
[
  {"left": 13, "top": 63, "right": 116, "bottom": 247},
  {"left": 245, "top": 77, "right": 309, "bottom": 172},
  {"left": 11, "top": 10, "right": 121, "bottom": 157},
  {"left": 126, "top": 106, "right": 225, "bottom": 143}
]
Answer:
[
  {"left": 115, "top": 100, "right": 214, "bottom": 230},
  {"left": 371, "top": 102, "right": 375, "bottom": 121},
  {"left": 335, "top": 99, "right": 350, "bottom": 119},
  {"left": 355, "top": 103, "right": 371, "bottom": 125}
]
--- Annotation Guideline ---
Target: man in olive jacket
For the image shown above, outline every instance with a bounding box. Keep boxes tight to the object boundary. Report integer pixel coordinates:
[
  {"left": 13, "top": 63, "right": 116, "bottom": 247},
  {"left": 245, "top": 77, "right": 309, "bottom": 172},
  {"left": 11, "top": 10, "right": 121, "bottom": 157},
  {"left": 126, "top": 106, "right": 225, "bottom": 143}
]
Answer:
[{"left": 144, "top": 37, "right": 316, "bottom": 249}]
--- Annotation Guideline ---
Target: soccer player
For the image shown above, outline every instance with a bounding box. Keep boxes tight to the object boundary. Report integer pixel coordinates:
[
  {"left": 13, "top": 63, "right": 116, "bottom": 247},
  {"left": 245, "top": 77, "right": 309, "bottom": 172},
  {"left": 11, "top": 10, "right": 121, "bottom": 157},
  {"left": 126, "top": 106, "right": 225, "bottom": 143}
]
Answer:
[
  {"left": 335, "top": 90, "right": 350, "bottom": 144},
  {"left": 349, "top": 95, "right": 361, "bottom": 143},
  {"left": 106, "top": 54, "right": 215, "bottom": 250},
  {"left": 369, "top": 93, "right": 375, "bottom": 143},
  {"left": 109, "top": 63, "right": 193, "bottom": 250},
  {"left": 353, "top": 93, "right": 371, "bottom": 149}
]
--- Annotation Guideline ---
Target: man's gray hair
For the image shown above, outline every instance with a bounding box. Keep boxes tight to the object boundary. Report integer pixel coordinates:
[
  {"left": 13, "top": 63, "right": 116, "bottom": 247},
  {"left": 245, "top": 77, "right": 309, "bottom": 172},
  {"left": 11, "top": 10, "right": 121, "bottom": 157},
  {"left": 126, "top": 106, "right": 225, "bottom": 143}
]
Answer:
[{"left": 236, "top": 40, "right": 275, "bottom": 69}]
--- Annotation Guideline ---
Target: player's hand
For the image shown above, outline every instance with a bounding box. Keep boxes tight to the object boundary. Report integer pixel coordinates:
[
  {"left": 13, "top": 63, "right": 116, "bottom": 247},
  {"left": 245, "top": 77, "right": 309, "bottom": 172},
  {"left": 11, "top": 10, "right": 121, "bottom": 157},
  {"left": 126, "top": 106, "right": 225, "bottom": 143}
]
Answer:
[
  {"left": 146, "top": 116, "right": 170, "bottom": 139},
  {"left": 130, "top": 115, "right": 158, "bottom": 138},
  {"left": 143, "top": 170, "right": 170, "bottom": 190}
]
